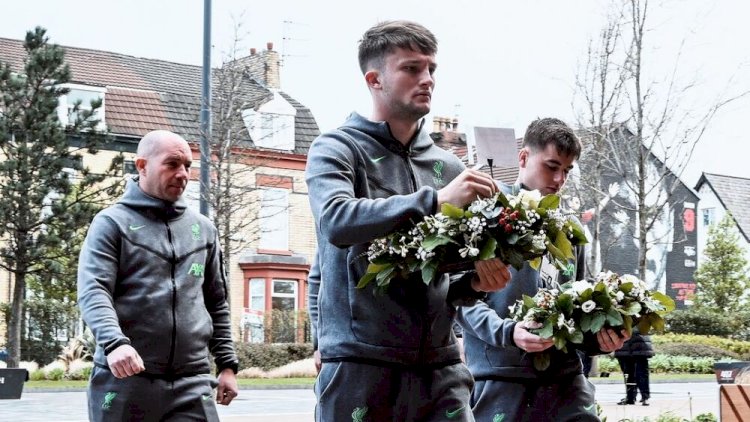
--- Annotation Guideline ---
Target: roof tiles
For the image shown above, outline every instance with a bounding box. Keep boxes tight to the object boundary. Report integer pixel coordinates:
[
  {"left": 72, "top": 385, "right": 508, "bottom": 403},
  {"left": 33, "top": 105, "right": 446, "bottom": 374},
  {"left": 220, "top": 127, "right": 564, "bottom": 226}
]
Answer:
[
  {"left": 0, "top": 36, "right": 319, "bottom": 151},
  {"left": 697, "top": 173, "right": 750, "bottom": 242}
]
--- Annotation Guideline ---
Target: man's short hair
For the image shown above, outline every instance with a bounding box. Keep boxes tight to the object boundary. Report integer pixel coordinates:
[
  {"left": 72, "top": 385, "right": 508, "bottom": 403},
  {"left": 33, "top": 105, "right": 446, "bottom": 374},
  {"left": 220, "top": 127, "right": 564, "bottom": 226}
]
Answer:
[
  {"left": 522, "top": 118, "right": 582, "bottom": 159},
  {"left": 358, "top": 20, "right": 437, "bottom": 74}
]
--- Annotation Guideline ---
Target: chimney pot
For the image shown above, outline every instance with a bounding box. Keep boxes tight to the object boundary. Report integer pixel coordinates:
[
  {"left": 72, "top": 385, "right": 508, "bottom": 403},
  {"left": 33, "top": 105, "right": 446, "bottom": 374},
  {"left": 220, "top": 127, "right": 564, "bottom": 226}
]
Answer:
[
  {"left": 250, "top": 47, "right": 257, "bottom": 55},
  {"left": 266, "top": 42, "right": 274, "bottom": 51}
]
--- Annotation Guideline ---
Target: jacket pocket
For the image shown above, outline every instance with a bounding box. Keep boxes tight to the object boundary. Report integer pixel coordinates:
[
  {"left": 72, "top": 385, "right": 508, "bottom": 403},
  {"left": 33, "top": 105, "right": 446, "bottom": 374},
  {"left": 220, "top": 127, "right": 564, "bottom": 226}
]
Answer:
[{"left": 346, "top": 245, "right": 422, "bottom": 349}]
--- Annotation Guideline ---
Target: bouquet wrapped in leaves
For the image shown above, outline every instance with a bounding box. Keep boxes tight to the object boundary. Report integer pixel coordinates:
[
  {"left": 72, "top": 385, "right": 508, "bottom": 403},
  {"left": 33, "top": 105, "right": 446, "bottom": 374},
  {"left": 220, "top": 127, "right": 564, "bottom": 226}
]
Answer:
[
  {"left": 358, "top": 189, "right": 588, "bottom": 292},
  {"left": 509, "top": 271, "right": 676, "bottom": 370}
]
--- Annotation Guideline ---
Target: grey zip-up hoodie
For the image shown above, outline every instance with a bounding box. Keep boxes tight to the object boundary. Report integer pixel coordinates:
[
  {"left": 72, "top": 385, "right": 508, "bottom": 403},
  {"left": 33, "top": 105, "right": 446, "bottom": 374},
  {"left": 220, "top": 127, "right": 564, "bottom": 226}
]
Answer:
[
  {"left": 306, "top": 112, "right": 483, "bottom": 367},
  {"left": 77, "top": 178, "right": 238, "bottom": 376},
  {"left": 456, "top": 183, "right": 599, "bottom": 380}
]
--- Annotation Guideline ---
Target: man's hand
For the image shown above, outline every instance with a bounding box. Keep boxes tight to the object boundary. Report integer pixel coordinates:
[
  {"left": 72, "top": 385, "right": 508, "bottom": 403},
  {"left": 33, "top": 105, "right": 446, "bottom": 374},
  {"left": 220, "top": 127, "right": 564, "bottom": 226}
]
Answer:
[
  {"left": 472, "top": 258, "right": 511, "bottom": 292},
  {"left": 437, "top": 169, "right": 498, "bottom": 208},
  {"left": 106, "top": 344, "right": 145, "bottom": 379},
  {"left": 513, "top": 321, "right": 554, "bottom": 353},
  {"left": 313, "top": 350, "right": 322, "bottom": 374},
  {"left": 596, "top": 327, "right": 630, "bottom": 353},
  {"left": 216, "top": 368, "right": 239, "bottom": 406}
]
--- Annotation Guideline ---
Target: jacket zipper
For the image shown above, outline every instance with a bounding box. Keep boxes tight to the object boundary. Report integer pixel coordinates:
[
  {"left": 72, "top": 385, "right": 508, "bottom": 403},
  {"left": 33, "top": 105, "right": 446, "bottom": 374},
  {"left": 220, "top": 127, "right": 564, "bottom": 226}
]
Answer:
[
  {"left": 166, "top": 222, "right": 178, "bottom": 373},
  {"left": 403, "top": 149, "right": 419, "bottom": 192},
  {"left": 404, "top": 148, "right": 429, "bottom": 363}
]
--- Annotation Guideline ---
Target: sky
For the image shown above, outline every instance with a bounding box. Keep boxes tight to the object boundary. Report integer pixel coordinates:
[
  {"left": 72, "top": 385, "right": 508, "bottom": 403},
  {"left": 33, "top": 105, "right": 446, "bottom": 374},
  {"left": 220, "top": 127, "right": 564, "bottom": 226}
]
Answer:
[{"left": 2, "top": 0, "right": 749, "bottom": 187}]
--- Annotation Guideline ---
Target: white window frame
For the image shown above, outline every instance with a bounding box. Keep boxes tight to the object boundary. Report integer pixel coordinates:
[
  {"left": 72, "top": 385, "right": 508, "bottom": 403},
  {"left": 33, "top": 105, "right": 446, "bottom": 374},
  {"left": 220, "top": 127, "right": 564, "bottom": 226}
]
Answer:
[
  {"left": 249, "top": 278, "right": 266, "bottom": 311},
  {"left": 259, "top": 188, "right": 289, "bottom": 250},
  {"left": 56, "top": 83, "right": 106, "bottom": 130},
  {"left": 271, "top": 279, "right": 298, "bottom": 312},
  {"left": 702, "top": 208, "right": 715, "bottom": 227}
]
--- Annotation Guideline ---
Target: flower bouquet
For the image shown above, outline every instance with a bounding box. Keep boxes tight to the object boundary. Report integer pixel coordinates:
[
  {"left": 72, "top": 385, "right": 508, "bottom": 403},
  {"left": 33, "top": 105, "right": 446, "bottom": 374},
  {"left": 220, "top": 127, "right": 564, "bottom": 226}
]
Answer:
[
  {"left": 509, "top": 271, "right": 676, "bottom": 370},
  {"left": 357, "top": 189, "right": 588, "bottom": 292}
]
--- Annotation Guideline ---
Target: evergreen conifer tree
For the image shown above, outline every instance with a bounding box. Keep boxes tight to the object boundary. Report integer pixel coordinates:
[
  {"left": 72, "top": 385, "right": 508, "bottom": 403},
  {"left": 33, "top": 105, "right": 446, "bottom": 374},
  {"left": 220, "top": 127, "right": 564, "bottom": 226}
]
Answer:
[
  {"left": 693, "top": 213, "right": 749, "bottom": 312},
  {"left": 0, "top": 27, "right": 122, "bottom": 367}
]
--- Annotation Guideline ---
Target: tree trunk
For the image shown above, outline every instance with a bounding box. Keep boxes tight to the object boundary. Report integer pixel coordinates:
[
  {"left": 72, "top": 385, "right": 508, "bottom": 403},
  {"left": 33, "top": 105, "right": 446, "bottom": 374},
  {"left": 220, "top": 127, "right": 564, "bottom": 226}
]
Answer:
[
  {"left": 222, "top": 212, "right": 232, "bottom": 308},
  {"left": 6, "top": 270, "right": 26, "bottom": 368}
]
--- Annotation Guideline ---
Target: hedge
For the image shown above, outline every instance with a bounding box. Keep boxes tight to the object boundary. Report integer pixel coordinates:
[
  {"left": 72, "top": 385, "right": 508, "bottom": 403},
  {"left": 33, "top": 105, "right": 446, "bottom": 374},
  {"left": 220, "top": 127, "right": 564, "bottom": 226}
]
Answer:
[
  {"left": 598, "top": 354, "right": 716, "bottom": 374},
  {"left": 654, "top": 342, "right": 741, "bottom": 360},
  {"left": 652, "top": 333, "right": 750, "bottom": 358},
  {"left": 235, "top": 342, "right": 314, "bottom": 371},
  {"left": 666, "top": 308, "right": 750, "bottom": 341}
]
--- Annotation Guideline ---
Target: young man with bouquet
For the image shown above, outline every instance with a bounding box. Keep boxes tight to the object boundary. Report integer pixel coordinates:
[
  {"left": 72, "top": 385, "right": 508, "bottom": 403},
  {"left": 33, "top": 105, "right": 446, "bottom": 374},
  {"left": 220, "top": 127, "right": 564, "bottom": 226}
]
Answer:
[
  {"left": 305, "top": 20, "right": 511, "bottom": 421},
  {"left": 457, "top": 118, "right": 630, "bottom": 421}
]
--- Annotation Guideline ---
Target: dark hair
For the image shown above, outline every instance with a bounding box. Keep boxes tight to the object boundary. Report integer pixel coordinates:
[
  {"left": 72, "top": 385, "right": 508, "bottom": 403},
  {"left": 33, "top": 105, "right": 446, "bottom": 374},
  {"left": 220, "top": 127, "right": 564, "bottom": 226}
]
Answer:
[
  {"left": 358, "top": 20, "right": 437, "bottom": 74},
  {"left": 522, "top": 117, "right": 582, "bottom": 159}
]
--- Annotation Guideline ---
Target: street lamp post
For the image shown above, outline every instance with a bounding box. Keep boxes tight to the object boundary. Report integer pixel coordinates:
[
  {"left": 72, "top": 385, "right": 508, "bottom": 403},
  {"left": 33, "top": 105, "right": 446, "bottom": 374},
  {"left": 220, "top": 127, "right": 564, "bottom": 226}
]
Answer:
[{"left": 199, "top": 0, "right": 212, "bottom": 217}]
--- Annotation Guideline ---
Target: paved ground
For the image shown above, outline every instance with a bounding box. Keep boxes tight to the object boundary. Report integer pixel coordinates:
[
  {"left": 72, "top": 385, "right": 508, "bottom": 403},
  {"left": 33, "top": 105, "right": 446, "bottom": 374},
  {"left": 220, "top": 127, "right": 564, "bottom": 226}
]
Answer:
[{"left": 0, "top": 381, "right": 721, "bottom": 421}]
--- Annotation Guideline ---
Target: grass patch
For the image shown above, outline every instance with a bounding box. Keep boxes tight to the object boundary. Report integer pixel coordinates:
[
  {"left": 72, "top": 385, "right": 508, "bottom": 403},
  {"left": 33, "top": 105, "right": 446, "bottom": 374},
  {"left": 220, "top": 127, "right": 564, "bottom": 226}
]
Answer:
[
  {"left": 592, "top": 373, "right": 715, "bottom": 382},
  {"left": 238, "top": 377, "right": 315, "bottom": 386},
  {"left": 27, "top": 380, "right": 89, "bottom": 389}
]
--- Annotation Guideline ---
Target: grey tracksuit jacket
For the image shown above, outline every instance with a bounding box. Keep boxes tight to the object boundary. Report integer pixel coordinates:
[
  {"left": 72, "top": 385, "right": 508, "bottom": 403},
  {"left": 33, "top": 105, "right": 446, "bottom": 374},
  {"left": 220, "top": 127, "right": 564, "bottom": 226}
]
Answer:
[
  {"left": 306, "top": 112, "right": 483, "bottom": 367},
  {"left": 77, "top": 179, "right": 238, "bottom": 376}
]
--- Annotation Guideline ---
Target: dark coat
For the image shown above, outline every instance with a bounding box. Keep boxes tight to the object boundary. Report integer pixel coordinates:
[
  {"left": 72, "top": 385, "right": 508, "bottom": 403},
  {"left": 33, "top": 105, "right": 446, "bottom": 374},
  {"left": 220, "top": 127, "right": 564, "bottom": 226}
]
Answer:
[{"left": 614, "top": 332, "right": 655, "bottom": 358}]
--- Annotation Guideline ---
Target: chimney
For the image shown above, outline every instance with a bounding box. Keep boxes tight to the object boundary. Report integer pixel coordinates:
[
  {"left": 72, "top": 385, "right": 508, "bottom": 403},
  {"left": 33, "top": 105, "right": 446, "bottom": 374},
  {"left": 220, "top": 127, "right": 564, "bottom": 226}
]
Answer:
[
  {"left": 433, "top": 116, "right": 442, "bottom": 133},
  {"left": 237, "top": 42, "right": 281, "bottom": 89}
]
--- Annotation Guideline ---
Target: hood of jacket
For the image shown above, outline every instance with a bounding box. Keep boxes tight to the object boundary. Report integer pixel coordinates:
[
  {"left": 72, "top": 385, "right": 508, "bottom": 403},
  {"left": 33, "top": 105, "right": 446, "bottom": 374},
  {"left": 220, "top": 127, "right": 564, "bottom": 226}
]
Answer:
[
  {"left": 341, "top": 112, "right": 434, "bottom": 155},
  {"left": 119, "top": 177, "right": 187, "bottom": 220}
]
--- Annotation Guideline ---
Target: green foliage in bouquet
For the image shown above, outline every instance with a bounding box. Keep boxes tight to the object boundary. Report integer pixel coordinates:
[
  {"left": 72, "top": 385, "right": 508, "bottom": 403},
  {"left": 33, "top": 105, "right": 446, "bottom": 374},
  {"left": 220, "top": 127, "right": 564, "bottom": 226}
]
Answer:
[
  {"left": 509, "top": 271, "right": 676, "bottom": 370},
  {"left": 357, "top": 190, "right": 588, "bottom": 292}
]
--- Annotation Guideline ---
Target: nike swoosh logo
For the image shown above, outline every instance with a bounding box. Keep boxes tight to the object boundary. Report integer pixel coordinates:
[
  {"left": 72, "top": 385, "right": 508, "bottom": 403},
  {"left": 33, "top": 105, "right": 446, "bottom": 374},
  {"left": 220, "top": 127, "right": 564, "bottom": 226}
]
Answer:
[
  {"left": 370, "top": 156, "right": 386, "bottom": 163},
  {"left": 446, "top": 406, "right": 466, "bottom": 419},
  {"left": 128, "top": 224, "right": 146, "bottom": 231}
]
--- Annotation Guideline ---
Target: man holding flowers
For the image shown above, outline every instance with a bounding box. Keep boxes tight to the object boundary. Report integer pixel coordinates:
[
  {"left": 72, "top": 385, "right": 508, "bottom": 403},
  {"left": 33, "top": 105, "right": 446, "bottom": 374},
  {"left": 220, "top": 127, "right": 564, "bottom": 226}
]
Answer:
[
  {"left": 306, "top": 20, "right": 511, "bottom": 422},
  {"left": 457, "top": 118, "right": 629, "bottom": 421}
]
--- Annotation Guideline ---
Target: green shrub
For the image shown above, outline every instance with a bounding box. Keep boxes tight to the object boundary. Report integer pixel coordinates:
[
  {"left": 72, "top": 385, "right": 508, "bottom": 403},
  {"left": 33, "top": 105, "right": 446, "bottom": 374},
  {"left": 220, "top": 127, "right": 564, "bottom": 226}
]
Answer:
[
  {"left": 666, "top": 308, "right": 737, "bottom": 337},
  {"left": 66, "top": 363, "right": 93, "bottom": 380},
  {"left": 655, "top": 342, "right": 741, "bottom": 360},
  {"left": 45, "top": 367, "right": 65, "bottom": 381},
  {"left": 649, "top": 355, "right": 714, "bottom": 373},
  {"left": 622, "top": 412, "right": 717, "bottom": 422},
  {"left": 235, "top": 342, "right": 314, "bottom": 371},
  {"left": 653, "top": 334, "right": 750, "bottom": 357},
  {"left": 597, "top": 355, "right": 620, "bottom": 373},
  {"left": 597, "top": 354, "right": 715, "bottom": 374},
  {"left": 29, "top": 369, "right": 45, "bottom": 381},
  {"left": 653, "top": 413, "right": 685, "bottom": 422}
]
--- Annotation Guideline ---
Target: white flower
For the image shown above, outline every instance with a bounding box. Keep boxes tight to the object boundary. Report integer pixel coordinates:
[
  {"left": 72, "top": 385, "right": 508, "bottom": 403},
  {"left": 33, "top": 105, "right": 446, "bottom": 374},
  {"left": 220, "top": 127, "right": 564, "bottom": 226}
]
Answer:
[
  {"left": 622, "top": 274, "right": 649, "bottom": 292},
  {"left": 531, "top": 233, "right": 547, "bottom": 251},
  {"left": 557, "top": 313, "right": 566, "bottom": 328},
  {"left": 615, "top": 291, "right": 625, "bottom": 302},
  {"left": 458, "top": 246, "right": 479, "bottom": 258},
  {"left": 517, "top": 189, "right": 543, "bottom": 209},
  {"left": 571, "top": 280, "right": 593, "bottom": 295},
  {"left": 581, "top": 300, "right": 596, "bottom": 313}
]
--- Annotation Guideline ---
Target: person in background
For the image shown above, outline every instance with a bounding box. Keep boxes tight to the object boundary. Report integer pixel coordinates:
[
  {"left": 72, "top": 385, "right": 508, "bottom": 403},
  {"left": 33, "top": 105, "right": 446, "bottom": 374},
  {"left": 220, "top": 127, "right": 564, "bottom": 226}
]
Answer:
[
  {"left": 306, "top": 20, "right": 511, "bottom": 421},
  {"left": 615, "top": 328, "right": 654, "bottom": 406},
  {"left": 457, "top": 118, "right": 630, "bottom": 422},
  {"left": 78, "top": 130, "right": 239, "bottom": 421},
  {"left": 577, "top": 349, "right": 593, "bottom": 378}
]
